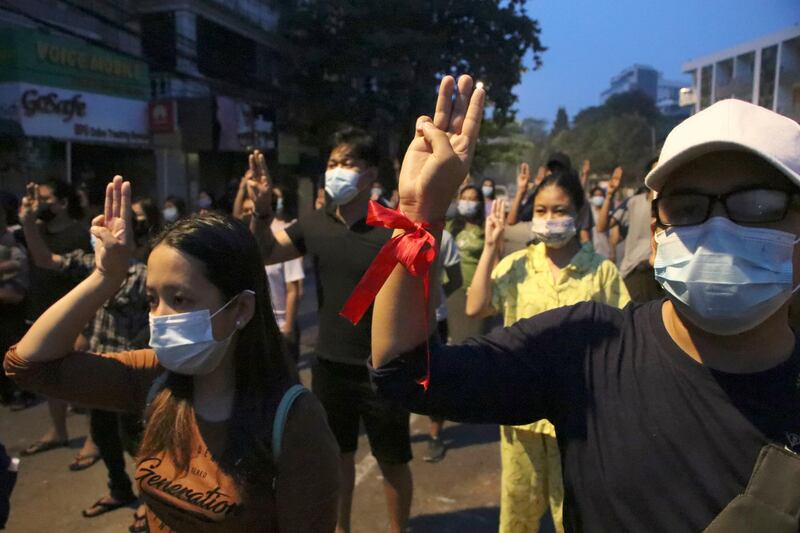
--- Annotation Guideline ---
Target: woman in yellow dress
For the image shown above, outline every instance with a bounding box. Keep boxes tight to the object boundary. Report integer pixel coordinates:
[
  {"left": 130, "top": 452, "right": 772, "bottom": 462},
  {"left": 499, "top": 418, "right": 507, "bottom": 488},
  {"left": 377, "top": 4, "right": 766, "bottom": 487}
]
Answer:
[{"left": 466, "top": 170, "right": 630, "bottom": 533}]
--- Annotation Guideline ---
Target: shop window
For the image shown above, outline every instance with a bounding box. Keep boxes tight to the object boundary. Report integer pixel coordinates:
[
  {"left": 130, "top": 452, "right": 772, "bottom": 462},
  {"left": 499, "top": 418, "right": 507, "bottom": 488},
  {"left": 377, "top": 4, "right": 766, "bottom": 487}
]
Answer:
[
  {"left": 699, "top": 65, "right": 712, "bottom": 109},
  {"left": 141, "top": 12, "right": 177, "bottom": 71},
  {"left": 759, "top": 45, "right": 778, "bottom": 109},
  {"left": 197, "top": 17, "right": 256, "bottom": 85}
]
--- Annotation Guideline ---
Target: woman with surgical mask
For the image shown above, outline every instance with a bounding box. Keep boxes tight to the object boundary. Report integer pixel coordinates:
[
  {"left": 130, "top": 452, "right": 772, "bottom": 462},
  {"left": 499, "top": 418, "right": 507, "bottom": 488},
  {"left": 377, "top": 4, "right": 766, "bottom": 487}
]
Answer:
[
  {"left": 466, "top": 171, "right": 629, "bottom": 533},
  {"left": 481, "top": 178, "right": 496, "bottom": 218},
  {"left": 196, "top": 190, "right": 214, "bottom": 214},
  {"left": 162, "top": 196, "right": 186, "bottom": 224},
  {"left": 588, "top": 185, "right": 612, "bottom": 258},
  {"left": 5, "top": 176, "right": 339, "bottom": 532},
  {"left": 445, "top": 185, "right": 490, "bottom": 342}
]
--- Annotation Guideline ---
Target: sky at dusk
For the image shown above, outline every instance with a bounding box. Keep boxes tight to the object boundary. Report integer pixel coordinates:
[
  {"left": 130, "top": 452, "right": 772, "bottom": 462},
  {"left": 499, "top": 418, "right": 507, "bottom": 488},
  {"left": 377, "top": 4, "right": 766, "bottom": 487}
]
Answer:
[{"left": 514, "top": 0, "right": 800, "bottom": 124}]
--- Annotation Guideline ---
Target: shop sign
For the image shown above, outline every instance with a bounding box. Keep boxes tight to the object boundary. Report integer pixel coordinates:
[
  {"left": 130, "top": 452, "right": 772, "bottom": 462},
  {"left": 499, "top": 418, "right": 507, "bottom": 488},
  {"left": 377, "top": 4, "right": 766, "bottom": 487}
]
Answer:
[
  {"left": 216, "top": 96, "right": 274, "bottom": 152},
  {"left": 0, "top": 29, "right": 149, "bottom": 100},
  {"left": 149, "top": 100, "right": 176, "bottom": 134},
  {"left": 0, "top": 82, "right": 149, "bottom": 145}
]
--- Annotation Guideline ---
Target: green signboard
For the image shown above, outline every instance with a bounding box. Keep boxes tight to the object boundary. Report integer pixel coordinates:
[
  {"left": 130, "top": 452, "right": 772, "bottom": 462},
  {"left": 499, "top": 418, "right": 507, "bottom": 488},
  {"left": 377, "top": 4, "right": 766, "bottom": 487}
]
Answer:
[{"left": 0, "top": 29, "right": 149, "bottom": 100}]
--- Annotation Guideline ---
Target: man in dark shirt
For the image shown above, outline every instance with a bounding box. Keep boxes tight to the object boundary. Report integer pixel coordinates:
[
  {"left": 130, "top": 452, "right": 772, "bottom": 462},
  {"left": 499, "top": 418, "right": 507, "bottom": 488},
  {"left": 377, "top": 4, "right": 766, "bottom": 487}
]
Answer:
[
  {"left": 18, "top": 180, "right": 92, "bottom": 456},
  {"left": 369, "top": 76, "right": 800, "bottom": 531},
  {"left": 249, "top": 129, "right": 412, "bottom": 533}
]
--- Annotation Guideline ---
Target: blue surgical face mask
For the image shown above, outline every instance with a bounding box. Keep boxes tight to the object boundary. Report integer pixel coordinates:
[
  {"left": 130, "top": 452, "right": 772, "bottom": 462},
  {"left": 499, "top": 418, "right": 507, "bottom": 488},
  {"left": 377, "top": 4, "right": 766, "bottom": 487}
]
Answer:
[
  {"left": 149, "top": 291, "right": 254, "bottom": 375},
  {"left": 457, "top": 200, "right": 479, "bottom": 218},
  {"left": 531, "top": 216, "right": 577, "bottom": 249},
  {"left": 481, "top": 186, "right": 494, "bottom": 198},
  {"left": 654, "top": 217, "right": 800, "bottom": 336},
  {"left": 325, "top": 167, "right": 362, "bottom": 206}
]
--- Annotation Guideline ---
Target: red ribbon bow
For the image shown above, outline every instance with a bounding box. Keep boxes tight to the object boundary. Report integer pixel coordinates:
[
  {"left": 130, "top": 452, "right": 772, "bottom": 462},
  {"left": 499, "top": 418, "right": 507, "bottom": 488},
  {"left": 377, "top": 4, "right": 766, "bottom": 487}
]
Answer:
[{"left": 340, "top": 200, "right": 440, "bottom": 390}]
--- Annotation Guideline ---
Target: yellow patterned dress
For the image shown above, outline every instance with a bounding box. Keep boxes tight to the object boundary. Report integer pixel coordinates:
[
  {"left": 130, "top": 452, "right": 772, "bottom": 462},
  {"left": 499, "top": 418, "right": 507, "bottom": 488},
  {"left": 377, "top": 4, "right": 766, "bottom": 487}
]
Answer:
[{"left": 491, "top": 242, "right": 630, "bottom": 533}]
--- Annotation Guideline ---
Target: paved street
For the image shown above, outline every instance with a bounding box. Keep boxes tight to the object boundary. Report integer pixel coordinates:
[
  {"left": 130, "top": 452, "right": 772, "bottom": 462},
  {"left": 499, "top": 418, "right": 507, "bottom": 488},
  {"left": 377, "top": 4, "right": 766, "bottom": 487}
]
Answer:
[{"left": 1, "top": 267, "right": 556, "bottom": 532}]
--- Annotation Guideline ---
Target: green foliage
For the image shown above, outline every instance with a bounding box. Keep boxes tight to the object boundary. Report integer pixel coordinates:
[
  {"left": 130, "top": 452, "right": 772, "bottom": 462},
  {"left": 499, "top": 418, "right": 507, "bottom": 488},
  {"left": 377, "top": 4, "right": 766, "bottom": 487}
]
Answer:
[
  {"left": 473, "top": 119, "right": 536, "bottom": 174},
  {"left": 529, "top": 90, "right": 680, "bottom": 182},
  {"left": 551, "top": 107, "right": 569, "bottom": 137},
  {"left": 275, "top": 0, "right": 546, "bottom": 167}
]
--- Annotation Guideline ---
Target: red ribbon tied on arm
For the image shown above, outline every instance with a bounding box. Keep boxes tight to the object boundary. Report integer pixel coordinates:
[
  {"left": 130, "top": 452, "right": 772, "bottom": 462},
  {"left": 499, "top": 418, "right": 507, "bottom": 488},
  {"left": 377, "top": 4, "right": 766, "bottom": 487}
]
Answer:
[{"left": 339, "top": 200, "right": 440, "bottom": 390}]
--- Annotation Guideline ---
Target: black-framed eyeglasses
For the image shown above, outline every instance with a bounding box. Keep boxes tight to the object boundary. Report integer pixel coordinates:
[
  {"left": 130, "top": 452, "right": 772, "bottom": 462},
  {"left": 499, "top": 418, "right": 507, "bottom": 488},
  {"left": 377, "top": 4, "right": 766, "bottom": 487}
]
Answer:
[{"left": 652, "top": 187, "right": 800, "bottom": 227}]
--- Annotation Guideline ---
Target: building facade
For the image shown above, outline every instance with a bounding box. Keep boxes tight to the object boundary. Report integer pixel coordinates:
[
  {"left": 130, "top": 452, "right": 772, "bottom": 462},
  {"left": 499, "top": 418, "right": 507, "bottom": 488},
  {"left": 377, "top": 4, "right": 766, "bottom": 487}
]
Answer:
[
  {"left": 682, "top": 25, "right": 800, "bottom": 122},
  {"left": 0, "top": 0, "right": 283, "bottom": 211},
  {"left": 600, "top": 64, "right": 691, "bottom": 118}
]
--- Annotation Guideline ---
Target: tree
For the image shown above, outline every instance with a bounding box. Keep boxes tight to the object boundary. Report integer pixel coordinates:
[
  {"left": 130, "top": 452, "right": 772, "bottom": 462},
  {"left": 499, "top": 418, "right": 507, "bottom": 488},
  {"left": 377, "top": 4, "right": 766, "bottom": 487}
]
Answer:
[
  {"left": 275, "top": 0, "right": 546, "bottom": 176},
  {"left": 551, "top": 107, "right": 569, "bottom": 137},
  {"left": 473, "top": 120, "right": 536, "bottom": 175},
  {"left": 531, "top": 90, "right": 672, "bottom": 181}
]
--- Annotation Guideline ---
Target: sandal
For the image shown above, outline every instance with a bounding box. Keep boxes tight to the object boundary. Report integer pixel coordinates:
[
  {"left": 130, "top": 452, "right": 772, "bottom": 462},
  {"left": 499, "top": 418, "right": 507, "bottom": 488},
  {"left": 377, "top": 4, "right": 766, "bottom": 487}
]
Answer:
[
  {"left": 20, "top": 439, "right": 69, "bottom": 456},
  {"left": 82, "top": 495, "right": 136, "bottom": 518},
  {"left": 129, "top": 506, "right": 148, "bottom": 533},
  {"left": 69, "top": 453, "right": 101, "bottom": 471}
]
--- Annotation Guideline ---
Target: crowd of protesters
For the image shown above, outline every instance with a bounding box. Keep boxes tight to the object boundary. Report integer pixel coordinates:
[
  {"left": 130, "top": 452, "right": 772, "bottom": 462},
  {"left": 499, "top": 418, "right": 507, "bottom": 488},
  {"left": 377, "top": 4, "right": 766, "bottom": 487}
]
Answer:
[{"left": 0, "top": 72, "right": 798, "bottom": 533}]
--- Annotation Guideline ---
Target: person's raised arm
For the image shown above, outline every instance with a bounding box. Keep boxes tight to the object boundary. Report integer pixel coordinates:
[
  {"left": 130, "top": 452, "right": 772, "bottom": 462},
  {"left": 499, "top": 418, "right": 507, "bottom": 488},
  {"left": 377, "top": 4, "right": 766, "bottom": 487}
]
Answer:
[
  {"left": 232, "top": 174, "right": 250, "bottom": 219},
  {"left": 466, "top": 198, "right": 504, "bottom": 318},
  {"left": 580, "top": 159, "right": 591, "bottom": 191},
  {"left": 372, "top": 75, "right": 485, "bottom": 368},
  {"left": 596, "top": 166, "right": 622, "bottom": 233},
  {"left": 19, "top": 183, "right": 61, "bottom": 270},
  {"left": 14, "top": 176, "right": 133, "bottom": 363},
  {"left": 244, "top": 150, "right": 302, "bottom": 265},
  {"left": 506, "top": 163, "right": 529, "bottom": 226}
]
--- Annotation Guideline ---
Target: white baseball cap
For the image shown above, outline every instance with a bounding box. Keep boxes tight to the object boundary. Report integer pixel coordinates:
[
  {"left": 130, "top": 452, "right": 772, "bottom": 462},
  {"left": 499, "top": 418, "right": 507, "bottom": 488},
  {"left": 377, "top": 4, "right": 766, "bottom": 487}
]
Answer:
[{"left": 645, "top": 99, "right": 800, "bottom": 192}]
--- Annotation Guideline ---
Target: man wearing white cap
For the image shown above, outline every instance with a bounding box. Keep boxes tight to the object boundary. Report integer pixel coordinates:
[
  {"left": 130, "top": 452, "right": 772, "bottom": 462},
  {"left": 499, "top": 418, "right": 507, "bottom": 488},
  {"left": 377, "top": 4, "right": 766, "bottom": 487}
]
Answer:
[{"left": 368, "top": 74, "right": 800, "bottom": 533}]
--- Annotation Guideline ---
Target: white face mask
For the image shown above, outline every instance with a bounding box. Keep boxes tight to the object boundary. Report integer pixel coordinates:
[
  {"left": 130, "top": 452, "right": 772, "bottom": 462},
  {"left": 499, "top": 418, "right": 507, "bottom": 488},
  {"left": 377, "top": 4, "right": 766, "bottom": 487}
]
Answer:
[
  {"left": 149, "top": 290, "right": 254, "bottom": 375},
  {"left": 531, "top": 216, "right": 577, "bottom": 248},
  {"left": 163, "top": 207, "right": 178, "bottom": 223},
  {"left": 481, "top": 186, "right": 494, "bottom": 198},
  {"left": 457, "top": 200, "right": 479, "bottom": 217},
  {"left": 655, "top": 217, "right": 799, "bottom": 336},
  {"left": 590, "top": 196, "right": 605, "bottom": 208},
  {"left": 325, "top": 167, "right": 362, "bottom": 206}
]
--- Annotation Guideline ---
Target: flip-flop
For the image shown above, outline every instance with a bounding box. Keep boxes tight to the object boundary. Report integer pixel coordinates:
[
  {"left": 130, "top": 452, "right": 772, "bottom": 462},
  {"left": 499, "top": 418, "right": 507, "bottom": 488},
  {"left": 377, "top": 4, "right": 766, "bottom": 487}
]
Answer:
[
  {"left": 69, "top": 453, "right": 101, "bottom": 471},
  {"left": 20, "top": 439, "right": 69, "bottom": 456},
  {"left": 129, "top": 507, "right": 148, "bottom": 533},
  {"left": 82, "top": 495, "right": 136, "bottom": 518}
]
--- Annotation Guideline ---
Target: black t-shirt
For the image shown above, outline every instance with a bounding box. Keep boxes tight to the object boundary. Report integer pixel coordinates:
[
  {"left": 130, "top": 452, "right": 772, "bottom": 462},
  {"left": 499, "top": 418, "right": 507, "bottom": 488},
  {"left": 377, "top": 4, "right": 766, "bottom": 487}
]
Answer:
[
  {"left": 286, "top": 206, "right": 391, "bottom": 365},
  {"left": 371, "top": 300, "right": 800, "bottom": 532},
  {"left": 25, "top": 220, "right": 91, "bottom": 321}
]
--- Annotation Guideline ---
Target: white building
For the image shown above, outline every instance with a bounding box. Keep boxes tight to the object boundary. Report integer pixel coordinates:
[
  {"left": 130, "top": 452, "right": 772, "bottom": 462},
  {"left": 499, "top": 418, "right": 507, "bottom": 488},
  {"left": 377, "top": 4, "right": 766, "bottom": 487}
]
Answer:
[
  {"left": 682, "top": 25, "right": 800, "bottom": 121},
  {"left": 600, "top": 64, "right": 690, "bottom": 117}
]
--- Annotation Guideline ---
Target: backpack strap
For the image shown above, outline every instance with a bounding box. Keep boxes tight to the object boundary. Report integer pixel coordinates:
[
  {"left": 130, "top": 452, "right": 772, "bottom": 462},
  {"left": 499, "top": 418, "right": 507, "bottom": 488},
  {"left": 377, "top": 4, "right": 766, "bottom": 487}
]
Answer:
[
  {"left": 145, "top": 372, "right": 169, "bottom": 409},
  {"left": 272, "top": 384, "right": 308, "bottom": 461}
]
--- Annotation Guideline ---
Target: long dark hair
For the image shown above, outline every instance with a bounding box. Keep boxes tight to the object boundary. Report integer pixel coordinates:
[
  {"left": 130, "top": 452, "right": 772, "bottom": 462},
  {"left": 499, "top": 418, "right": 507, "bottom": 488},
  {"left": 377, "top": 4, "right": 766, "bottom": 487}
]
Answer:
[
  {"left": 530, "top": 169, "right": 586, "bottom": 212},
  {"left": 449, "top": 185, "right": 485, "bottom": 238},
  {"left": 138, "top": 213, "right": 297, "bottom": 488}
]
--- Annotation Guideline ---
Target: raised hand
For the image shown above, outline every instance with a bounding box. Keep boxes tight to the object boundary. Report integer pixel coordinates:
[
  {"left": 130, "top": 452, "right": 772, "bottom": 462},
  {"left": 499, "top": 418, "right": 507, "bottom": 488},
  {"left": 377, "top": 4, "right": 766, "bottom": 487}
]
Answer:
[
  {"left": 90, "top": 176, "right": 132, "bottom": 279},
  {"left": 534, "top": 166, "right": 547, "bottom": 186},
  {"left": 485, "top": 198, "right": 506, "bottom": 248},
  {"left": 246, "top": 150, "right": 273, "bottom": 218},
  {"left": 19, "top": 182, "right": 38, "bottom": 225},
  {"left": 581, "top": 159, "right": 591, "bottom": 178},
  {"left": 608, "top": 166, "right": 623, "bottom": 194},
  {"left": 397, "top": 75, "right": 486, "bottom": 223},
  {"left": 516, "top": 163, "right": 530, "bottom": 194}
]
